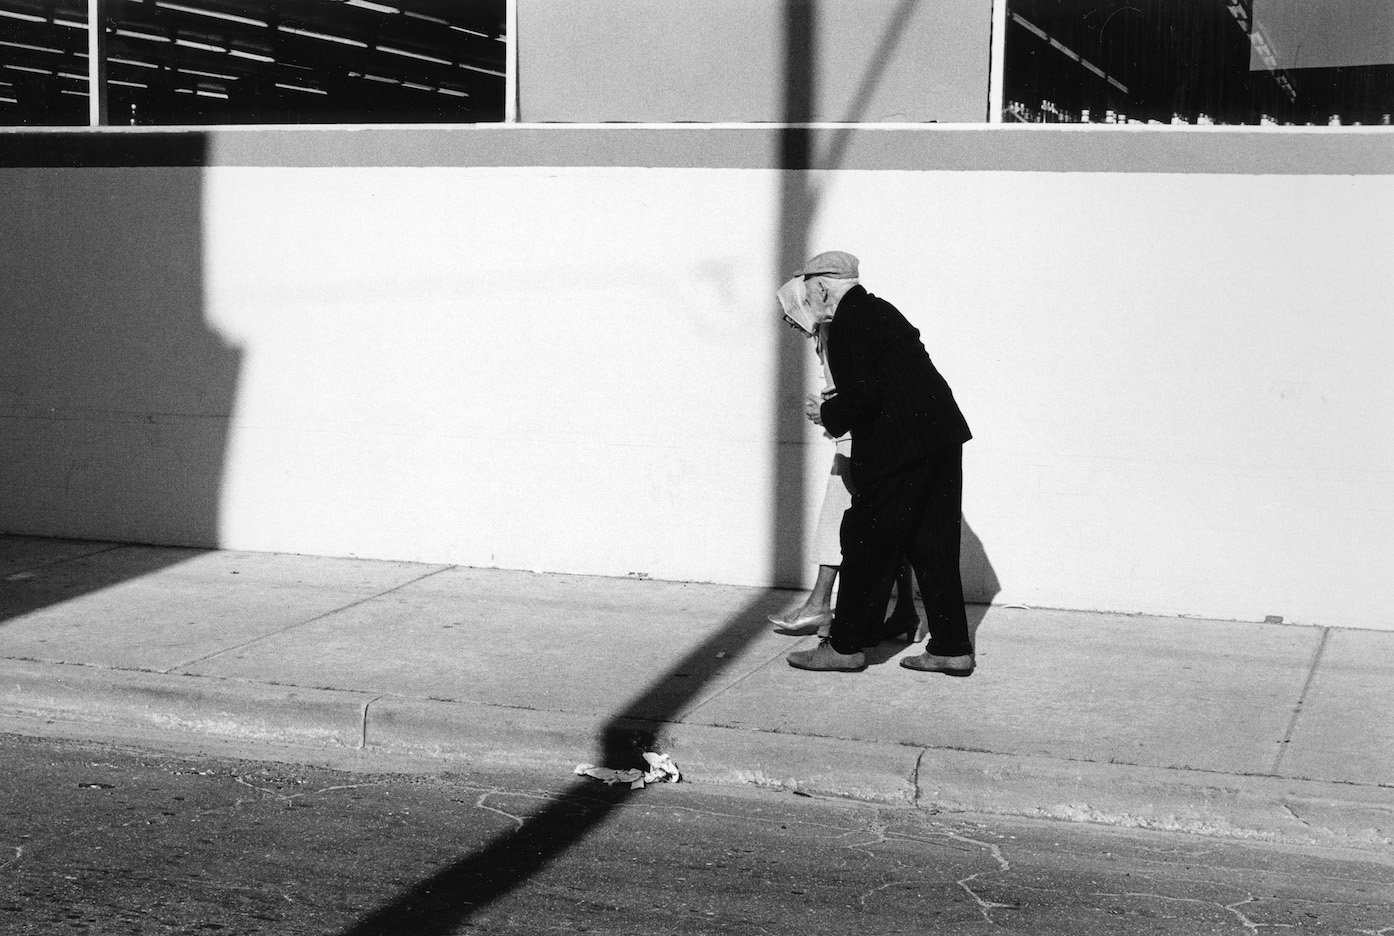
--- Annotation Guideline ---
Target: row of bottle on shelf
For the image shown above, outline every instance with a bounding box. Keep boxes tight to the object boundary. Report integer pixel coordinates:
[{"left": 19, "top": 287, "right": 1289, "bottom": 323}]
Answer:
[{"left": 1005, "top": 99, "right": 1393, "bottom": 126}]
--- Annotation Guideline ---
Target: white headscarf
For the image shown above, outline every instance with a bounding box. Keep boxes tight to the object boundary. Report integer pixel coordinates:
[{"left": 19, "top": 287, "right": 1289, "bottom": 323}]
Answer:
[{"left": 776, "top": 276, "right": 818, "bottom": 336}]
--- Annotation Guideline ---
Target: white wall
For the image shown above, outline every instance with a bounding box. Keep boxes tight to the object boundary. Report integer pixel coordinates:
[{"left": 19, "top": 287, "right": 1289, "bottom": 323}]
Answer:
[
  {"left": 3, "top": 127, "right": 1392, "bottom": 630},
  {"left": 202, "top": 166, "right": 787, "bottom": 585}
]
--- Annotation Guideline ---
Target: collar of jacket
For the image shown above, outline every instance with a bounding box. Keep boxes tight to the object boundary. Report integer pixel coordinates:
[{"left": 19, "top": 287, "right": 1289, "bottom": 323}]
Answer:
[{"left": 828, "top": 283, "right": 866, "bottom": 322}]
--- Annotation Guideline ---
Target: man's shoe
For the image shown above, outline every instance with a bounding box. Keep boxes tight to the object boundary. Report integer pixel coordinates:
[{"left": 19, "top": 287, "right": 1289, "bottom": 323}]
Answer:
[
  {"left": 899, "top": 651, "right": 974, "bottom": 677},
  {"left": 787, "top": 639, "right": 866, "bottom": 672}
]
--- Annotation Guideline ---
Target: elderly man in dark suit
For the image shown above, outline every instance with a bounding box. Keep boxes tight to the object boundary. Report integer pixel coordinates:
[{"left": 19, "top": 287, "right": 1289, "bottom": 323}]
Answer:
[{"left": 786, "top": 251, "right": 976, "bottom": 675}]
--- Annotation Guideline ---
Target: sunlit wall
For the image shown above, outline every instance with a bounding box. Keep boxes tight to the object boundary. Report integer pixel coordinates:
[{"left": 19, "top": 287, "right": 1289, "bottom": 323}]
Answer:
[{"left": 3, "top": 126, "right": 1390, "bottom": 631}]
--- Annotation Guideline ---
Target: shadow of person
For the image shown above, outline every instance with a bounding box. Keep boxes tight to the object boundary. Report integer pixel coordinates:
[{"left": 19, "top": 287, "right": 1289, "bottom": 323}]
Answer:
[
  {"left": 862, "top": 514, "right": 999, "bottom": 665},
  {"left": 961, "top": 514, "right": 1001, "bottom": 647},
  {"left": 862, "top": 636, "right": 921, "bottom": 666}
]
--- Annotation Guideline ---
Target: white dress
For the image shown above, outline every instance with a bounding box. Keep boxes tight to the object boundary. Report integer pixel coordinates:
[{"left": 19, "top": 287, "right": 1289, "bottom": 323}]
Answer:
[{"left": 811, "top": 325, "right": 853, "bottom": 567}]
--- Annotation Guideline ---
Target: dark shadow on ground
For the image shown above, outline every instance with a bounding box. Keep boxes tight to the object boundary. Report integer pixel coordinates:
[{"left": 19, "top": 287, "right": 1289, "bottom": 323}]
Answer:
[
  {"left": 0, "top": 537, "right": 212, "bottom": 625},
  {"left": 340, "top": 585, "right": 792, "bottom": 936},
  {"left": 0, "top": 134, "right": 240, "bottom": 629}
]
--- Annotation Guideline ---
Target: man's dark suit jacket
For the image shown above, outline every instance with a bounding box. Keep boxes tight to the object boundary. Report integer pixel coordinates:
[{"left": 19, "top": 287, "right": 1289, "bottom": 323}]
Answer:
[{"left": 819, "top": 285, "right": 971, "bottom": 488}]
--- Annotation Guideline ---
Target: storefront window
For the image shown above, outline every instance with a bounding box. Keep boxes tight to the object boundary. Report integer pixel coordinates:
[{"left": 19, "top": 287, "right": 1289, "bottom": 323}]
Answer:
[
  {"left": 1002, "top": 0, "right": 1394, "bottom": 126},
  {"left": 1, "top": 0, "right": 505, "bottom": 126},
  {"left": 0, "top": 2, "right": 89, "bottom": 125}
]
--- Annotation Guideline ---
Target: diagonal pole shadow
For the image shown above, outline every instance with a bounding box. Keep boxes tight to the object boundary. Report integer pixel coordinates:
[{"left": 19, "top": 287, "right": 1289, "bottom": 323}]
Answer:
[
  {"left": 816, "top": 0, "right": 924, "bottom": 180},
  {"left": 336, "top": 590, "right": 789, "bottom": 936},
  {"left": 769, "top": 0, "right": 817, "bottom": 588},
  {"left": 337, "top": 2, "right": 933, "bottom": 930}
]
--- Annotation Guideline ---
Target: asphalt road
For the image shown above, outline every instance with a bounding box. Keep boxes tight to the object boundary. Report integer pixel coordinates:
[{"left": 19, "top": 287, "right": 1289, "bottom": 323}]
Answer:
[{"left": 2, "top": 731, "right": 1391, "bottom": 935}]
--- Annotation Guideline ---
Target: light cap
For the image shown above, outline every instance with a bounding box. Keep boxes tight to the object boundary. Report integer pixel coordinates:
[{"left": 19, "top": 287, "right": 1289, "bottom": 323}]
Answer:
[{"left": 798, "top": 250, "right": 859, "bottom": 279}]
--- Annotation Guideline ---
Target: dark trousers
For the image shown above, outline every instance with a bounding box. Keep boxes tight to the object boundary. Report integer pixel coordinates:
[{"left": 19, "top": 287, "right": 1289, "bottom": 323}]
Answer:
[{"left": 829, "top": 445, "right": 972, "bottom": 657}]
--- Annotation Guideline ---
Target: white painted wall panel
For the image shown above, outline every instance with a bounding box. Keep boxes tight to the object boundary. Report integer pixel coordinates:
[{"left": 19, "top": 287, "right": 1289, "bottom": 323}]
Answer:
[
  {"left": 202, "top": 167, "right": 790, "bottom": 586},
  {"left": 188, "top": 164, "right": 1393, "bottom": 628}
]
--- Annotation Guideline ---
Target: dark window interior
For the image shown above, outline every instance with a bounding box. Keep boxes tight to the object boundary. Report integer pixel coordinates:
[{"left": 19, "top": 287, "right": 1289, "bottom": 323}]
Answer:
[
  {"left": 1, "top": 0, "right": 505, "bottom": 126},
  {"left": 1003, "top": 0, "right": 1393, "bottom": 126}
]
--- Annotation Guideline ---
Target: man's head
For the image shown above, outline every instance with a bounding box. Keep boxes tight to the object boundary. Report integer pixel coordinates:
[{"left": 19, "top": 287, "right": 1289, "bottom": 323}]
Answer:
[
  {"left": 799, "top": 250, "right": 859, "bottom": 280},
  {"left": 798, "top": 250, "right": 860, "bottom": 324}
]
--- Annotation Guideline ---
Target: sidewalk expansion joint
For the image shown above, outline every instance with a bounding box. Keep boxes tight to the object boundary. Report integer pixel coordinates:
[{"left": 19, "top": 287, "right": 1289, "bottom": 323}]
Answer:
[
  {"left": 910, "top": 748, "right": 928, "bottom": 806},
  {"left": 0, "top": 655, "right": 169, "bottom": 675},
  {"left": 359, "top": 696, "right": 383, "bottom": 751},
  {"left": 1271, "top": 625, "right": 1331, "bottom": 776},
  {"left": 2, "top": 542, "right": 129, "bottom": 580},
  {"left": 678, "top": 642, "right": 799, "bottom": 719},
  {"left": 165, "top": 564, "right": 458, "bottom": 671}
]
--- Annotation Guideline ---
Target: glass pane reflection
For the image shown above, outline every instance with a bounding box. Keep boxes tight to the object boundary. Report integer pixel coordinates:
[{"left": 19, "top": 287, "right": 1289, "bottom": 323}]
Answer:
[
  {"left": 0, "top": 1, "right": 89, "bottom": 126},
  {"left": 1003, "top": 0, "right": 1394, "bottom": 126},
  {"left": 1, "top": 0, "right": 505, "bottom": 126}
]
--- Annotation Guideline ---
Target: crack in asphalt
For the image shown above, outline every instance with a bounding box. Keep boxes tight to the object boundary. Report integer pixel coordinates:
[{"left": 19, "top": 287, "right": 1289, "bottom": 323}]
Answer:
[
  {"left": 229, "top": 775, "right": 384, "bottom": 808},
  {"left": 474, "top": 792, "right": 527, "bottom": 831},
  {"left": 1223, "top": 896, "right": 1266, "bottom": 933},
  {"left": 462, "top": 791, "right": 1030, "bottom": 921},
  {"left": 1105, "top": 863, "right": 1394, "bottom": 890},
  {"left": 940, "top": 828, "right": 1016, "bottom": 924},
  {"left": 1281, "top": 801, "right": 1310, "bottom": 827},
  {"left": 837, "top": 820, "right": 892, "bottom": 858},
  {"left": 831, "top": 818, "right": 1022, "bottom": 922},
  {"left": 856, "top": 878, "right": 916, "bottom": 912},
  {"left": 1091, "top": 890, "right": 1288, "bottom": 933}
]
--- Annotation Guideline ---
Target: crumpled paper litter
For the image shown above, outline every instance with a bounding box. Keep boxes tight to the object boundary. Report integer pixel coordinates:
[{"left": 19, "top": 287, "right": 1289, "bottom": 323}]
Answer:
[{"left": 574, "top": 752, "right": 681, "bottom": 789}]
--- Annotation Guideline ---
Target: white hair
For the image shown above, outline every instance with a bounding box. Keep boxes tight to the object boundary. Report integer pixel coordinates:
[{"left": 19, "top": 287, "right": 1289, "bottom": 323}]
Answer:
[{"left": 819, "top": 276, "right": 860, "bottom": 302}]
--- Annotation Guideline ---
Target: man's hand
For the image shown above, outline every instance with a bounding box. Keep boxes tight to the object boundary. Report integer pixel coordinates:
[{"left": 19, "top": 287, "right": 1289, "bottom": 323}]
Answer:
[{"left": 804, "top": 392, "right": 824, "bottom": 426}]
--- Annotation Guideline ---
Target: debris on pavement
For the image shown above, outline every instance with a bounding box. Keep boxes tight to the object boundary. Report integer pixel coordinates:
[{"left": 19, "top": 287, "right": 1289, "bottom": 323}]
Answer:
[{"left": 574, "top": 752, "right": 681, "bottom": 789}]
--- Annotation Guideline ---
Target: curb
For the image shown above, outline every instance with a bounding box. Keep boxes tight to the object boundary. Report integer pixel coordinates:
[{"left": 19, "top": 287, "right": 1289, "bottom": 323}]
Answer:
[
  {"left": 361, "top": 695, "right": 922, "bottom": 805},
  {"left": 2, "top": 658, "right": 1389, "bottom": 853},
  {"left": 915, "top": 746, "right": 1394, "bottom": 852},
  {"left": 0, "top": 659, "right": 371, "bottom": 752}
]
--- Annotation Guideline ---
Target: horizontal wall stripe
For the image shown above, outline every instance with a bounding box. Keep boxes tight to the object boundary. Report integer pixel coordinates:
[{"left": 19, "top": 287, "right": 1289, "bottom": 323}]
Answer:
[{"left": 2, "top": 124, "right": 1392, "bottom": 174}]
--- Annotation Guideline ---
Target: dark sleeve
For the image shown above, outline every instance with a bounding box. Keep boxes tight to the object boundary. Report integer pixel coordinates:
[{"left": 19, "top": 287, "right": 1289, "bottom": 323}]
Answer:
[{"left": 819, "top": 318, "right": 880, "bottom": 438}]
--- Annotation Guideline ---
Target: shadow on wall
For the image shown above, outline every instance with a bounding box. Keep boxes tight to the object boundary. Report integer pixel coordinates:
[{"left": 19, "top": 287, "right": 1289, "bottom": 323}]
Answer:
[
  {"left": 962, "top": 515, "right": 1000, "bottom": 643},
  {"left": 770, "top": 0, "right": 945, "bottom": 588},
  {"left": 767, "top": 0, "right": 817, "bottom": 587},
  {"left": 0, "top": 133, "right": 240, "bottom": 627}
]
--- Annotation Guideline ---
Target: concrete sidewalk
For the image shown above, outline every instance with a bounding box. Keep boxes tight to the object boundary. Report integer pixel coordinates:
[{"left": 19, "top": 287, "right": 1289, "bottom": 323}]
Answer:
[{"left": 1, "top": 534, "right": 1390, "bottom": 852}]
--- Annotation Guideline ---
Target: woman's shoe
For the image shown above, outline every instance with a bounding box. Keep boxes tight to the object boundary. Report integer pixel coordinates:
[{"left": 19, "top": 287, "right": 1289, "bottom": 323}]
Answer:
[
  {"left": 769, "top": 610, "right": 833, "bottom": 636},
  {"left": 880, "top": 610, "right": 922, "bottom": 643}
]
